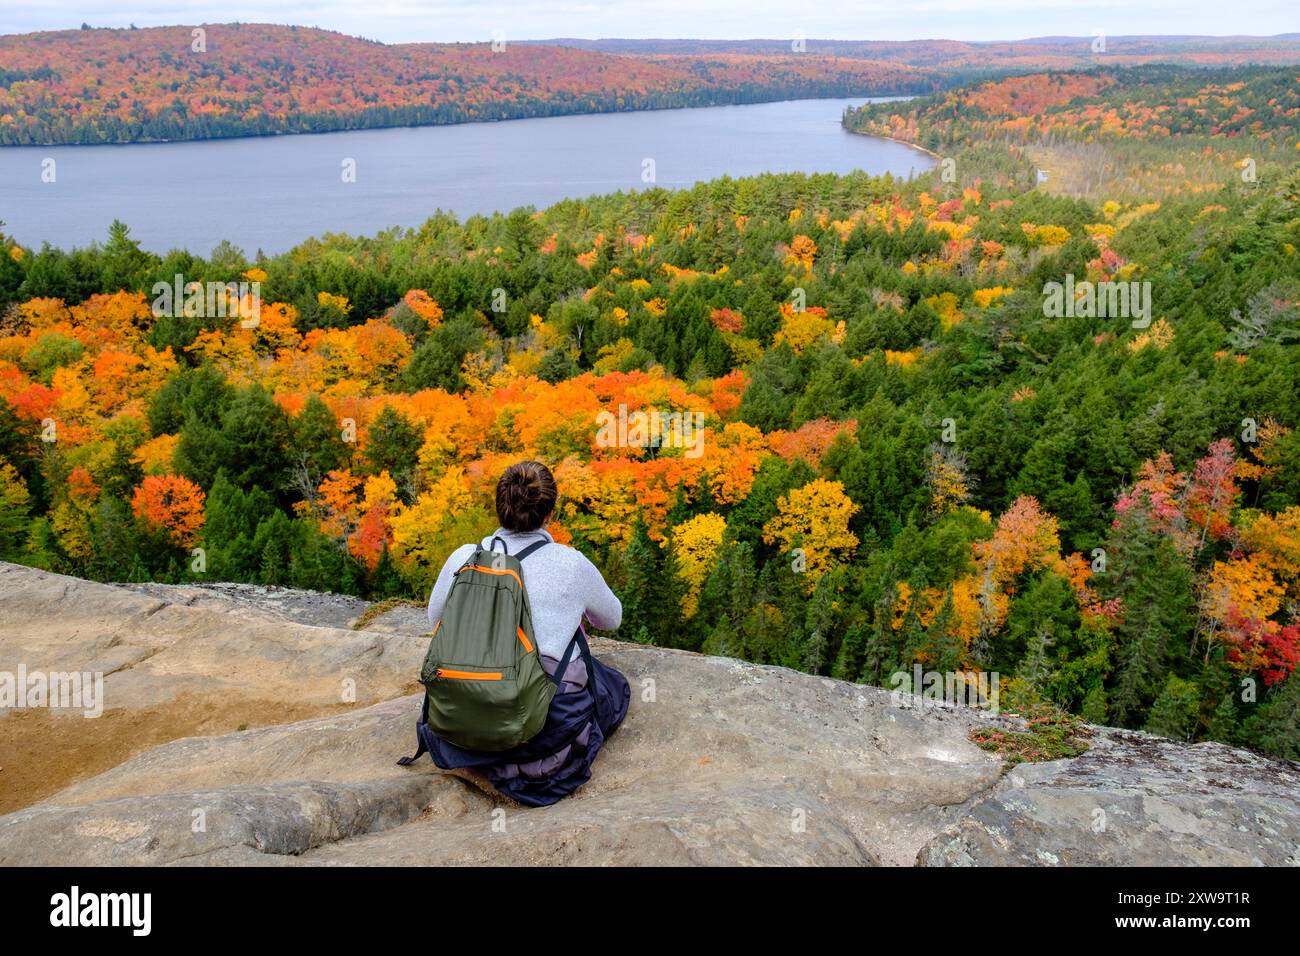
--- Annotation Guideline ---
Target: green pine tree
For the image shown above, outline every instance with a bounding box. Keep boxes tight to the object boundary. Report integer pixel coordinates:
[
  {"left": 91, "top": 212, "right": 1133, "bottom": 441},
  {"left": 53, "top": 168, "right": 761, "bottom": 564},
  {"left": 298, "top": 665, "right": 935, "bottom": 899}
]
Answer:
[
  {"left": 803, "top": 572, "right": 835, "bottom": 674},
  {"left": 831, "top": 622, "right": 868, "bottom": 682},
  {"left": 619, "top": 520, "right": 663, "bottom": 645},
  {"left": 1081, "top": 683, "right": 1108, "bottom": 725},
  {"left": 1244, "top": 669, "right": 1300, "bottom": 759},
  {"left": 1205, "top": 693, "right": 1240, "bottom": 745},
  {"left": 1144, "top": 675, "right": 1202, "bottom": 742},
  {"left": 1100, "top": 507, "right": 1196, "bottom": 726}
]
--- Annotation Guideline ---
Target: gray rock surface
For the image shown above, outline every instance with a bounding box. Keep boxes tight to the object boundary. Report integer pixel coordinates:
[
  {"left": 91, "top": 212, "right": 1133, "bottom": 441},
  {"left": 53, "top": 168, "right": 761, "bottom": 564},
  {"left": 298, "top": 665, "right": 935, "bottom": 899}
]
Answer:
[
  {"left": 120, "top": 580, "right": 378, "bottom": 630},
  {"left": 917, "top": 729, "right": 1300, "bottom": 866},
  {"left": 1, "top": 561, "right": 1297, "bottom": 866},
  {"left": 0, "top": 562, "right": 425, "bottom": 711}
]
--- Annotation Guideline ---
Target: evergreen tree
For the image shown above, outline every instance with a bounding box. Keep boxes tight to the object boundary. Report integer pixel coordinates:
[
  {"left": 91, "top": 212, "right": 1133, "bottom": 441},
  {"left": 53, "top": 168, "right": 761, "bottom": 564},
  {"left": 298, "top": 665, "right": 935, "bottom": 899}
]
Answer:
[
  {"left": 178, "top": 384, "right": 291, "bottom": 492},
  {"left": 202, "top": 471, "right": 276, "bottom": 580},
  {"left": 831, "top": 622, "right": 869, "bottom": 682},
  {"left": 370, "top": 542, "right": 407, "bottom": 598},
  {"left": 100, "top": 219, "right": 155, "bottom": 294},
  {"left": 289, "top": 395, "right": 349, "bottom": 501},
  {"left": 252, "top": 510, "right": 295, "bottom": 586},
  {"left": 151, "top": 365, "right": 231, "bottom": 435},
  {"left": 1003, "top": 572, "right": 1075, "bottom": 685},
  {"left": 1081, "top": 684, "right": 1108, "bottom": 725},
  {"left": 288, "top": 519, "right": 347, "bottom": 592},
  {"left": 737, "top": 342, "right": 804, "bottom": 432},
  {"left": 860, "top": 588, "right": 900, "bottom": 686},
  {"left": 88, "top": 497, "right": 140, "bottom": 582},
  {"left": 399, "top": 315, "right": 484, "bottom": 392},
  {"left": 1144, "top": 675, "right": 1202, "bottom": 742},
  {"left": 926, "top": 587, "right": 965, "bottom": 675},
  {"left": 697, "top": 537, "right": 757, "bottom": 657},
  {"left": 618, "top": 520, "right": 662, "bottom": 645},
  {"left": 1100, "top": 507, "right": 1196, "bottom": 726},
  {"left": 803, "top": 572, "right": 835, "bottom": 674},
  {"left": 0, "top": 466, "right": 30, "bottom": 561},
  {"left": 364, "top": 406, "right": 423, "bottom": 495},
  {"left": 1205, "top": 693, "right": 1240, "bottom": 745},
  {"left": 1244, "top": 669, "right": 1300, "bottom": 759}
]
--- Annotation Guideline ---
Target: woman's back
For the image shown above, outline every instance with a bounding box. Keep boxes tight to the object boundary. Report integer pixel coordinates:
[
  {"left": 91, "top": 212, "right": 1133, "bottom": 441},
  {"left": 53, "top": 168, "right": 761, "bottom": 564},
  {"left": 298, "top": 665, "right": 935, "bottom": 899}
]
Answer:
[
  {"left": 409, "top": 460, "right": 632, "bottom": 806},
  {"left": 426, "top": 527, "right": 623, "bottom": 662}
]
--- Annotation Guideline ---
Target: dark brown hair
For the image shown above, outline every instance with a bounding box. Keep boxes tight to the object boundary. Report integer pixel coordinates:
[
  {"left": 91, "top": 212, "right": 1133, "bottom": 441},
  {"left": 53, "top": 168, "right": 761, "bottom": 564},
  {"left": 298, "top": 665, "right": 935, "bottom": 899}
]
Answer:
[{"left": 495, "top": 460, "right": 557, "bottom": 532}]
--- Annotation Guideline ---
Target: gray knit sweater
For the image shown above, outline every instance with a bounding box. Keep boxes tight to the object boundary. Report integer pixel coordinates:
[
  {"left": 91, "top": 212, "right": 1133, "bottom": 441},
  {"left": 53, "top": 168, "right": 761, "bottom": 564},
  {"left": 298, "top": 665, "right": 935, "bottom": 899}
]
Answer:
[{"left": 426, "top": 528, "right": 623, "bottom": 660}]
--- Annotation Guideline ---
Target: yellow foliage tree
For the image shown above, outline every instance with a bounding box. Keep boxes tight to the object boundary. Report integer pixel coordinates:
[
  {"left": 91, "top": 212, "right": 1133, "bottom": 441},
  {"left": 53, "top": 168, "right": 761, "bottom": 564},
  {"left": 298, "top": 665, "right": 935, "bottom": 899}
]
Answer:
[
  {"left": 925, "top": 291, "right": 964, "bottom": 331},
  {"left": 972, "top": 286, "right": 1014, "bottom": 308},
  {"left": 762, "top": 478, "right": 859, "bottom": 584},
  {"left": 0, "top": 463, "right": 31, "bottom": 557},
  {"left": 1128, "top": 318, "right": 1175, "bottom": 353},
  {"left": 773, "top": 304, "right": 834, "bottom": 353},
  {"left": 131, "top": 433, "right": 179, "bottom": 475},
  {"left": 672, "top": 512, "right": 728, "bottom": 617},
  {"left": 389, "top": 466, "right": 480, "bottom": 583}
]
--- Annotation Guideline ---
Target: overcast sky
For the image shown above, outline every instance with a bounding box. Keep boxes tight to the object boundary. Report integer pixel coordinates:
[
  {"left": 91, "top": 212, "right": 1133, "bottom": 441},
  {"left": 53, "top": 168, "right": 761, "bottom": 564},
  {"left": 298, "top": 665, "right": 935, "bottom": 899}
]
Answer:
[{"left": 1, "top": 0, "right": 1295, "bottom": 43}]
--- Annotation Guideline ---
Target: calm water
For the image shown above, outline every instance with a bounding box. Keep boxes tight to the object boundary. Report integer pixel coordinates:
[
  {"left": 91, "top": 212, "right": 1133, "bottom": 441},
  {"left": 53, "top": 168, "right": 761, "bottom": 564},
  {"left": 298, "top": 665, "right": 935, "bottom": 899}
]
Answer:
[{"left": 0, "top": 97, "right": 929, "bottom": 256}]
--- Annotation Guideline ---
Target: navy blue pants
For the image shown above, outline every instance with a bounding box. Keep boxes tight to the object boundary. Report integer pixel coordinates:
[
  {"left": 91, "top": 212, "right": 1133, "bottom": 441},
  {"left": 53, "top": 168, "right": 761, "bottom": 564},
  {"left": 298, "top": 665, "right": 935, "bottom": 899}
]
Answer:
[{"left": 409, "top": 635, "right": 631, "bottom": 807}]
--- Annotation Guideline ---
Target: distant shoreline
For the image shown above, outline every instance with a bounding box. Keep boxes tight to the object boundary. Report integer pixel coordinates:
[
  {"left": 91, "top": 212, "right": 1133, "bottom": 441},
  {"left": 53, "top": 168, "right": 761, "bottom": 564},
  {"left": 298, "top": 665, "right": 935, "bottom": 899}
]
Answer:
[
  {"left": 845, "top": 125, "right": 941, "bottom": 162},
  {"left": 0, "top": 92, "right": 922, "bottom": 151}
]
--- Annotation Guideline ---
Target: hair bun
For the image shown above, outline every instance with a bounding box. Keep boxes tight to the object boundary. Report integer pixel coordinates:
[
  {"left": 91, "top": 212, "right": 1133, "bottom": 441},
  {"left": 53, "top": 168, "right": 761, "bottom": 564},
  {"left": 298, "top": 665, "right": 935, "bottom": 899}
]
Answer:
[{"left": 495, "top": 460, "right": 557, "bottom": 532}]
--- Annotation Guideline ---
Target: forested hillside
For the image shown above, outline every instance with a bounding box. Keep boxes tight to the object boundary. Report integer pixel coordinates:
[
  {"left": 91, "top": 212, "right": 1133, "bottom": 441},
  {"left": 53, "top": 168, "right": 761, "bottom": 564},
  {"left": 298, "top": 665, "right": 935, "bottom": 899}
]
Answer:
[
  {"left": 0, "top": 23, "right": 936, "bottom": 145},
  {"left": 846, "top": 64, "right": 1300, "bottom": 197},
  {"left": 542, "top": 35, "right": 1300, "bottom": 68},
  {"left": 1, "top": 65, "right": 1299, "bottom": 757},
  {"left": 5, "top": 25, "right": 1300, "bottom": 147}
]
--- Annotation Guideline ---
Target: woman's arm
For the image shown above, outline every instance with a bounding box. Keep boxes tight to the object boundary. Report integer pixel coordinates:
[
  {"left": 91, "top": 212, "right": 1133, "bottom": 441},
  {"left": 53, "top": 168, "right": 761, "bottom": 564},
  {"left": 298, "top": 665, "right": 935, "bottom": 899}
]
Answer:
[
  {"left": 580, "top": 555, "right": 623, "bottom": 631},
  {"left": 426, "top": 544, "right": 476, "bottom": 626}
]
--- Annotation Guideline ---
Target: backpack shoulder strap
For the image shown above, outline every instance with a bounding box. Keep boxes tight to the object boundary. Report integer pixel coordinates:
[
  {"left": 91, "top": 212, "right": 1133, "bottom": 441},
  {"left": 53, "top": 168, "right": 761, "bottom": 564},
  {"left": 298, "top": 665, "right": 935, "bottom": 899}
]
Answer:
[
  {"left": 515, "top": 540, "right": 548, "bottom": 562},
  {"left": 550, "top": 628, "right": 580, "bottom": 689},
  {"left": 550, "top": 626, "right": 597, "bottom": 690}
]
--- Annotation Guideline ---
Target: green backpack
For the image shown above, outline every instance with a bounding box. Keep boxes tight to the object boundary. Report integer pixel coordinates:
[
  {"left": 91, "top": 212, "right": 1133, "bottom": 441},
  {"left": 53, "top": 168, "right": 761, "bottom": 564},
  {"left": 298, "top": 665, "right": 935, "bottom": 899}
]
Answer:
[{"left": 417, "top": 538, "right": 559, "bottom": 752}]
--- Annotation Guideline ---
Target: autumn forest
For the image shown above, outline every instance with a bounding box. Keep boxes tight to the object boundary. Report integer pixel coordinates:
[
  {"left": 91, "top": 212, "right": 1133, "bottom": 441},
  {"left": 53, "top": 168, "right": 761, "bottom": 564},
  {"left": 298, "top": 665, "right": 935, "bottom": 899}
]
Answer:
[
  {"left": 1, "top": 36, "right": 1299, "bottom": 758},
  {"left": 4, "top": 24, "right": 1300, "bottom": 146}
]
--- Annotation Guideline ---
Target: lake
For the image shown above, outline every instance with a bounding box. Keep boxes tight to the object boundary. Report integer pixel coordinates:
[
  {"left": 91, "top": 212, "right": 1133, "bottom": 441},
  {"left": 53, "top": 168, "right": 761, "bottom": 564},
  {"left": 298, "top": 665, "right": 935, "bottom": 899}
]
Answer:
[{"left": 0, "top": 97, "right": 930, "bottom": 256}]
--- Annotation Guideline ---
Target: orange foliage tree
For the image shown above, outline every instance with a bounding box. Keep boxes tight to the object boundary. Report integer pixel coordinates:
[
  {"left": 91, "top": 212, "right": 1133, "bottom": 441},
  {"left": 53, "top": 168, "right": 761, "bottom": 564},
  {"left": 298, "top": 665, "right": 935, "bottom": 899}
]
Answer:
[{"left": 131, "top": 475, "right": 205, "bottom": 547}]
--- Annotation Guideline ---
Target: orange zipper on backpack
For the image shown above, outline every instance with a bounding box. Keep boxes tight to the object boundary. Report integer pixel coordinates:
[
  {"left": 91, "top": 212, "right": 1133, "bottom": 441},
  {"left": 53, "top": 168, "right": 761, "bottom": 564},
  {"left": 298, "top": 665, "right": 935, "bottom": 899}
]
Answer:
[
  {"left": 457, "top": 564, "right": 523, "bottom": 588},
  {"left": 516, "top": 627, "right": 533, "bottom": 653},
  {"left": 436, "top": 668, "right": 502, "bottom": 681}
]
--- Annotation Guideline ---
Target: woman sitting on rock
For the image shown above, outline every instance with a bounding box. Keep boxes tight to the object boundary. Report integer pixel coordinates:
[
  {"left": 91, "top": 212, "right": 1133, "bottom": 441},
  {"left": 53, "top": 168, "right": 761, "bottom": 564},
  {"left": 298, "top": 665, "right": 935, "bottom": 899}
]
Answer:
[{"left": 399, "top": 459, "right": 630, "bottom": 806}]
